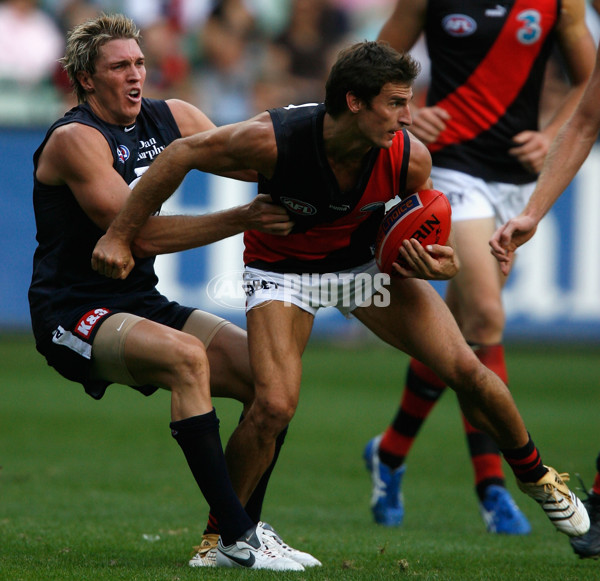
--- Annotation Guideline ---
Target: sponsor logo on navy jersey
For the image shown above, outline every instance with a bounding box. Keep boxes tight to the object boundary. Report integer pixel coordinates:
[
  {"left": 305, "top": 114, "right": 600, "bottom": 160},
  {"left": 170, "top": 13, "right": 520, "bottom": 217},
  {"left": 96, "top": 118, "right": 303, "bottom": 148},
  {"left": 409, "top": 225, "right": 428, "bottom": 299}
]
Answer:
[
  {"left": 280, "top": 196, "right": 317, "bottom": 215},
  {"left": 137, "top": 137, "right": 166, "bottom": 161},
  {"left": 442, "top": 14, "right": 477, "bottom": 37},
  {"left": 117, "top": 145, "right": 130, "bottom": 163},
  {"left": 74, "top": 308, "right": 111, "bottom": 339}
]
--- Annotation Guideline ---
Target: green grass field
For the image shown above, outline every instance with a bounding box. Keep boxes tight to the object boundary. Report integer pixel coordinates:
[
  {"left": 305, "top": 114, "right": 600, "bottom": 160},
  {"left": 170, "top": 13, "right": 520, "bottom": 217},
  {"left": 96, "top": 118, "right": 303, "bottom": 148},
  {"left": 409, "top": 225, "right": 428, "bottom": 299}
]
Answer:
[{"left": 1, "top": 332, "right": 598, "bottom": 580}]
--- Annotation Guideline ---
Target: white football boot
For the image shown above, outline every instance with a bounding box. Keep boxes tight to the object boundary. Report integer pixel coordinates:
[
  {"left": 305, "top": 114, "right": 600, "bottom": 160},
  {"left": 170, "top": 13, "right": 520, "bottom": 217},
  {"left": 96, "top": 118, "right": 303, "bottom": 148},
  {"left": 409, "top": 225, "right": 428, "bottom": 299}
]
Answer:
[
  {"left": 258, "top": 521, "right": 322, "bottom": 567},
  {"left": 188, "top": 533, "right": 218, "bottom": 567},
  {"left": 518, "top": 466, "right": 590, "bottom": 537},
  {"left": 216, "top": 525, "right": 304, "bottom": 570}
]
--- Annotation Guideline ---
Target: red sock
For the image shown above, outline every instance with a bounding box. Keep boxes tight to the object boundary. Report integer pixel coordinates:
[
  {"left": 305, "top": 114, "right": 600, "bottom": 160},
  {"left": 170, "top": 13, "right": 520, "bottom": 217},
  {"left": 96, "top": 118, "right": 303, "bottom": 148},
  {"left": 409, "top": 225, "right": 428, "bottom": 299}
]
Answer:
[
  {"left": 379, "top": 358, "right": 445, "bottom": 469},
  {"left": 464, "top": 344, "right": 508, "bottom": 498},
  {"left": 593, "top": 452, "right": 600, "bottom": 495},
  {"left": 593, "top": 473, "right": 600, "bottom": 496}
]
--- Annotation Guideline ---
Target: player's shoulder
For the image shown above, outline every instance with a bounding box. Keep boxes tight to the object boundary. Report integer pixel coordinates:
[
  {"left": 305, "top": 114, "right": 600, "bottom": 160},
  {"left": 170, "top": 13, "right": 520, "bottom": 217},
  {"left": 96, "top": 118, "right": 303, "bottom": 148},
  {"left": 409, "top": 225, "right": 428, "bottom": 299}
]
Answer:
[
  {"left": 46, "top": 120, "right": 107, "bottom": 154},
  {"left": 166, "top": 98, "right": 216, "bottom": 137},
  {"left": 406, "top": 130, "right": 432, "bottom": 180}
]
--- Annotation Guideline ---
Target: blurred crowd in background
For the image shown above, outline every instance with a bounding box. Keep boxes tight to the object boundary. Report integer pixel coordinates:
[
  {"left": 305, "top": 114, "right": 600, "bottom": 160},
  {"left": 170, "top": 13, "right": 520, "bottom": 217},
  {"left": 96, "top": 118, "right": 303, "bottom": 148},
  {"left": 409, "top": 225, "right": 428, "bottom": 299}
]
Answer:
[
  {"left": 2, "top": 0, "right": 599, "bottom": 129},
  {"left": 0, "top": 0, "right": 397, "bottom": 126}
]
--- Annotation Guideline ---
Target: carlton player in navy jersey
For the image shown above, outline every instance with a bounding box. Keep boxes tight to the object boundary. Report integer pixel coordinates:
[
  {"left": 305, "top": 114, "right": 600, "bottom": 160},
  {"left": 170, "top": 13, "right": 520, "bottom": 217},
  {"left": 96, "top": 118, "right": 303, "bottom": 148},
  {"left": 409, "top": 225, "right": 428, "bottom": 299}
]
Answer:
[
  {"left": 363, "top": 0, "right": 596, "bottom": 534},
  {"left": 93, "top": 40, "right": 590, "bottom": 547},
  {"left": 28, "top": 13, "right": 320, "bottom": 571}
]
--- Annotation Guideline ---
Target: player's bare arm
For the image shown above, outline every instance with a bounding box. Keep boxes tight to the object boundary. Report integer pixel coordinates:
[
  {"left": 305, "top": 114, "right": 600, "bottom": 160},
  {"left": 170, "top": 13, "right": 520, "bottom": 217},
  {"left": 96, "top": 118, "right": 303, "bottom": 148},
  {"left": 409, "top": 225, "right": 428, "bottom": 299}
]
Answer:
[
  {"left": 167, "top": 98, "right": 216, "bottom": 137},
  {"left": 544, "top": 0, "right": 596, "bottom": 135},
  {"left": 38, "top": 120, "right": 291, "bottom": 279},
  {"left": 132, "top": 194, "right": 293, "bottom": 258},
  {"left": 378, "top": 0, "right": 451, "bottom": 145},
  {"left": 167, "top": 98, "right": 258, "bottom": 182},
  {"left": 36, "top": 123, "right": 131, "bottom": 231},
  {"left": 492, "top": 45, "right": 600, "bottom": 275},
  {"left": 110, "top": 112, "right": 276, "bottom": 241},
  {"left": 509, "top": 0, "right": 595, "bottom": 173},
  {"left": 378, "top": 0, "right": 427, "bottom": 52},
  {"left": 403, "top": 133, "right": 432, "bottom": 193},
  {"left": 92, "top": 112, "right": 279, "bottom": 278}
]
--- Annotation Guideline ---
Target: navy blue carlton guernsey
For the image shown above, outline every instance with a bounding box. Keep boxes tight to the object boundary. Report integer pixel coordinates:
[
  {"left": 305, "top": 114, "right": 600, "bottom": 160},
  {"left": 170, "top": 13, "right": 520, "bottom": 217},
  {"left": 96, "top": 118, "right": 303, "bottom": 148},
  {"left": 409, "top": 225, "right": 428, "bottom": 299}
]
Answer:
[
  {"left": 424, "top": 0, "right": 559, "bottom": 184},
  {"left": 29, "top": 99, "right": 191, "bottom": 346}
]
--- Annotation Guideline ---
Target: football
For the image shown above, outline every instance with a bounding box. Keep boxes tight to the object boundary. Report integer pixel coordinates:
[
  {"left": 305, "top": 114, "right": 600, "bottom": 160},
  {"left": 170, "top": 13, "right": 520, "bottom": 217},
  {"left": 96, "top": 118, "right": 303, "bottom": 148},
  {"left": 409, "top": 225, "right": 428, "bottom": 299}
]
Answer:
[{"left": 375, "top": 189, "right": 452, "bottom": 275}]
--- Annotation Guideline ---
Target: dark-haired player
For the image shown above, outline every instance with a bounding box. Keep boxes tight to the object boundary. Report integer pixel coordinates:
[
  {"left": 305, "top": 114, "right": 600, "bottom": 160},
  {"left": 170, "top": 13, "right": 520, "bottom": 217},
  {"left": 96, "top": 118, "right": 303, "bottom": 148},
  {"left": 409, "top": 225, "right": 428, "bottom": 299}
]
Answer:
[{"left": 93, "top": 39, "right": 589, "bottom": 544}]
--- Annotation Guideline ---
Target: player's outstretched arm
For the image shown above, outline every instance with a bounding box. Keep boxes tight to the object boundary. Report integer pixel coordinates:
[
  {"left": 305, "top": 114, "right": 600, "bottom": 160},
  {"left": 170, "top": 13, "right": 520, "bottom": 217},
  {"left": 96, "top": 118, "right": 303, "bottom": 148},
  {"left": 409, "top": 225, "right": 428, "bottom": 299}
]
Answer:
[
  {"left": 130, "top": 194, "right": 294, "bottom": 258},
  {"left": 491, "top": 43, "right": 600, "bottom": 275},
  {"left": 92, "top": 113, "right": 277, "bottom": 279},
  {"left": 489, "top": 215, "right": 538, "bottom": 276}
]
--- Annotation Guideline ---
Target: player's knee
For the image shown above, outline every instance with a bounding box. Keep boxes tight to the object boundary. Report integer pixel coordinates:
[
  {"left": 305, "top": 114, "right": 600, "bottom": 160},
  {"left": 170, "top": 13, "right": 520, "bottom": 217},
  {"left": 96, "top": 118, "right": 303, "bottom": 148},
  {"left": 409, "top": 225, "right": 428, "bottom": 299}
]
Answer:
[
  {"left": 445, "top": 350, "right": 489, "bottom": 393},
  {"left": 462, "top": 299, "right": 505, "bottom": 343},
  {"left": 252, "top": 392, "right": 298, "bottom": 435},
  {"left": 167, "top": 333, "right": 210, "bottom": 388}
]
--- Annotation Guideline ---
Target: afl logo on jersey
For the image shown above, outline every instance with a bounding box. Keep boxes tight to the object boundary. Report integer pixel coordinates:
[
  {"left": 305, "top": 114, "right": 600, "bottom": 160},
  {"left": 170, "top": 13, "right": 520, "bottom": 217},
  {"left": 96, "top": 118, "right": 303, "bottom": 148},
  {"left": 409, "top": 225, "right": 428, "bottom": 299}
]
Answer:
[
  {"left": 360, "top": 202, "right": 385, "bottom": 213},
  {"left": 117, "top": 145, "right": 130, "bottom": 163},
  {"left": 442, "top": 14, "right": 477, "bottom": 37},
  {"left": 280, "top": 196, "right": 317, "bottom": 215}
]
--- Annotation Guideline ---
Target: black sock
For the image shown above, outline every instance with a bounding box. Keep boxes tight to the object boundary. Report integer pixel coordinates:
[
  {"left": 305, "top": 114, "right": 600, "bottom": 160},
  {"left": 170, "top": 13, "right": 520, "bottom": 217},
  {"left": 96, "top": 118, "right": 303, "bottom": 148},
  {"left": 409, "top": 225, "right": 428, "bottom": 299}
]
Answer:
[
  {"left": 245, "top": 424, "right": 289, "bottom": 523},
  {"left": 170, "top": 409, "right": 253, "bottom": 545},
  {"left": 500, "top": 435, "right": 547, "bottom": 484}
]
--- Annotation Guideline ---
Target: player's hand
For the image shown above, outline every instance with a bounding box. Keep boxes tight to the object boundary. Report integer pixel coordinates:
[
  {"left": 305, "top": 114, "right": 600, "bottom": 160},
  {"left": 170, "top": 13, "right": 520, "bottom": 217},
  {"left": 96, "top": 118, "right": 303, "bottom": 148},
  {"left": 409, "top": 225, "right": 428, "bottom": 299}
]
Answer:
[
  {"left": 509, "top": 130, "right": 550, "bottom": 174},
  {"left": 91, "top": 232, "right": 135, "bottom": 279},
  {"left": 393, "top": 239, "right": 459, "bottom": 280},
  {"left": 489, "top": 215, "right": 538, "bottom": 276},
  {"left": 409, "top": 106, "right": 451, "bottom": 144},
  {"left": 245, "top": 194, "right": 294, "bottom": 235}
]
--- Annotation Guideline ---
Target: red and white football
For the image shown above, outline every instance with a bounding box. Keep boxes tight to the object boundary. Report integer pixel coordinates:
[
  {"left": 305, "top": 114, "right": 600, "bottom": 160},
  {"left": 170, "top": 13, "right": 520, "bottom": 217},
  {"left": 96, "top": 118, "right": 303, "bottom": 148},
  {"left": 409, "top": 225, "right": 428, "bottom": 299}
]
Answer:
[{"left": 375, "top": 189, "right": 452, "bottom": 275}]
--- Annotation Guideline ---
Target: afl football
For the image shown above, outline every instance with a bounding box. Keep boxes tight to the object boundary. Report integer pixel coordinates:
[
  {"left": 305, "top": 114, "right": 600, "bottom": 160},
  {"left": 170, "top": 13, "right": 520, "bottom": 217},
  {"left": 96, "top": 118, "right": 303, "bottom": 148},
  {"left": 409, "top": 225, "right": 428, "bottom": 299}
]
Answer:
[{"left": 375, "top": 189, "right": 452, "bottom": 275}]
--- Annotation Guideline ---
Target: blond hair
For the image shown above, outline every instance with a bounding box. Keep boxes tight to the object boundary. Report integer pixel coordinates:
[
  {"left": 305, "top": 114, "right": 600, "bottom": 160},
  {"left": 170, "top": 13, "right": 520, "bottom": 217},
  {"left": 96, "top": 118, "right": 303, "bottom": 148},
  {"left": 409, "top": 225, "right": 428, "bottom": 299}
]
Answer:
[{"left": 60, "top": 13, "right": 141, "bottom": 103}]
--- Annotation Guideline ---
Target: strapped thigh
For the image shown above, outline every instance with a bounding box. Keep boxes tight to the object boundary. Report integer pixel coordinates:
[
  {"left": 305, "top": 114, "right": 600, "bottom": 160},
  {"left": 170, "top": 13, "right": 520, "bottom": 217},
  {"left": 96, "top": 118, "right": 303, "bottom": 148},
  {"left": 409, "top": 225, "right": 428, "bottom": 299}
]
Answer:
[
  {"left": 90, "top": 312, "right": 145, "bottom": 386},
  {"left": 91, "top": 310, "right": 230, "bottom": 387},
  {"left": 180, "top": 309, "right": 231, "bottom": 347}
]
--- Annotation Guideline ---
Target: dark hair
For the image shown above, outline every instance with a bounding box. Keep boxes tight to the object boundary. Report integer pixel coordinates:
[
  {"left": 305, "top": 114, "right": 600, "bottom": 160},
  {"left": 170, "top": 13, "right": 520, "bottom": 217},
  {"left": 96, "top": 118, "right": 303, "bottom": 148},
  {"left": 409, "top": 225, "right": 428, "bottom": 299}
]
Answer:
[{"left": 324, "top": 40, "right": 421, "bottom": 117}]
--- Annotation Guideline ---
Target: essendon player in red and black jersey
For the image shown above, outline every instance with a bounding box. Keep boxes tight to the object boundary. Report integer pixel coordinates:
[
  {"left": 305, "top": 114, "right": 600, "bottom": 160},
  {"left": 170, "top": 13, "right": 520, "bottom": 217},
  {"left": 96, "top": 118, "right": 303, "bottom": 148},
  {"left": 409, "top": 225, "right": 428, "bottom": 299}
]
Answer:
[
  {"left": 244, "top": 103, "right": 412, "bottom": 273},
  {"left": 365, "top": 0, "right": 595, "bottom": 534},
  {"left": 96, "top": 41, "right": 591, "bottom": 543}
]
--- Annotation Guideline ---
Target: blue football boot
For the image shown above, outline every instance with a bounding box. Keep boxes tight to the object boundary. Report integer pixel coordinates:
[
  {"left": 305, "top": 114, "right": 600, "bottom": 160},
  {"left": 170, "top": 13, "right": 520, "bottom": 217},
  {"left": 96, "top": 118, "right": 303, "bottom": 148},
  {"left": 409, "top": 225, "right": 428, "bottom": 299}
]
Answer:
[
  {"left": 363, "top": 435, "right": 406, "bottom": 526},
  {"left": 480, "top": 484, "right": 531, "bottom": 535}
]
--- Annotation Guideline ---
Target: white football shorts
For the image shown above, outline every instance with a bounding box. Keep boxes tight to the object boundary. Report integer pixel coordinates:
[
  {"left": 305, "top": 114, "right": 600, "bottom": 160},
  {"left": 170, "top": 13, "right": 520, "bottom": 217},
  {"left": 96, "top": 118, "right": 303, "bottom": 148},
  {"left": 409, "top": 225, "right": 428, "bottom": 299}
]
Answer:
[
  {"left": 243, "top": 260, "right": 390, "bottom": 317},
  {"left": 431, "top": 166, "right": 536, "bottom": 226}
]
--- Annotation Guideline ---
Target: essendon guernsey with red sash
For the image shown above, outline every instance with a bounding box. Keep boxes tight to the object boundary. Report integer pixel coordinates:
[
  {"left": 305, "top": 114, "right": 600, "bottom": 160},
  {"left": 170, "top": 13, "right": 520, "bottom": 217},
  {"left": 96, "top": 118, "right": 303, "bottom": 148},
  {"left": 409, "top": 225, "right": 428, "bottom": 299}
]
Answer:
[
  {"left": 244, "top": 103, "right": 411, "bottom": 273},
  {"left": 424, "top": 0, "right": 559, "bottom": 183}
]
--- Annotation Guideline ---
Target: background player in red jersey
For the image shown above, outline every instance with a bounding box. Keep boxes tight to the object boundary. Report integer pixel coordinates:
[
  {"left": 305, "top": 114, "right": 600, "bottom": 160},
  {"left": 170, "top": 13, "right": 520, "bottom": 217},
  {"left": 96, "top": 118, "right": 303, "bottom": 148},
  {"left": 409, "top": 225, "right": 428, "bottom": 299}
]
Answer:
[
  {"left": 491, "top": 40, "right": 600, "bottom": 557},
  {"left": 92, "top": 39, "right": 589, "bottom": 544},
  {"left": 363, "top": 0, "right": 596, "bottom": 534}
]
